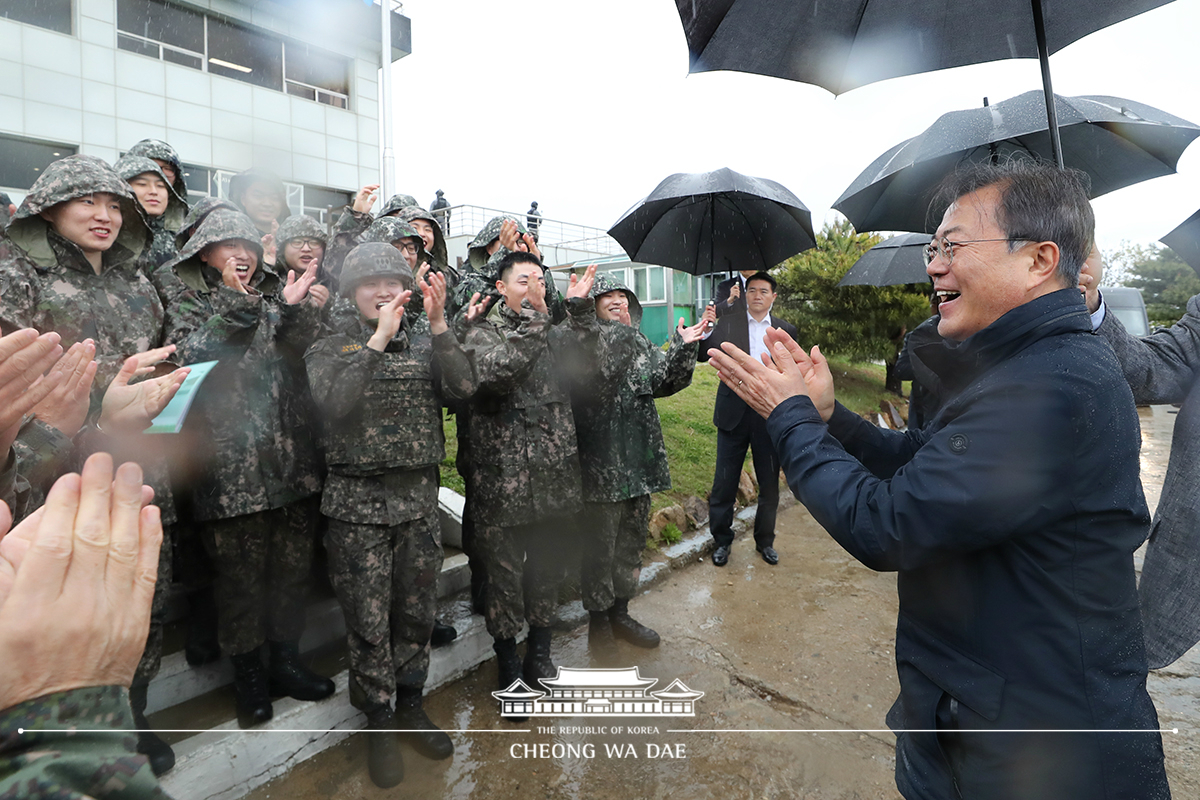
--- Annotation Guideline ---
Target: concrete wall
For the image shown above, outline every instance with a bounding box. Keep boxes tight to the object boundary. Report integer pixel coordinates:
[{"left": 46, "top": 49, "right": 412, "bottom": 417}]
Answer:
[{"left": 0, "top": 0, "right": 387, "bottom": 194}]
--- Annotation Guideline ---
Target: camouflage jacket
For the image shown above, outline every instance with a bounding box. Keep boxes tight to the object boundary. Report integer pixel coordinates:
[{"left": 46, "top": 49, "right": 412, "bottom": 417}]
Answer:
[
  {"left": 0, "top": 447, "right": 27, "bottom": 522},
  {"left": 0, "top": 686, "right": 170, "bottom": 799},
  {"left": 114, "top": 154, "right": 187, "bottom": 268},
  {"left": 572, "top": 323, "right": 698, "bottom": 502},
  {"left": 158, "top": 211, "right": 322, "bottom": 521},
  {"left": 449, "top": 255, "right": 565, "bottom": 332},
  {"left": 459, "top": 298, "right": 598, "bottom": 527},
  {"left": 305, "top": 306, "right": 472, "bottom": 525}
]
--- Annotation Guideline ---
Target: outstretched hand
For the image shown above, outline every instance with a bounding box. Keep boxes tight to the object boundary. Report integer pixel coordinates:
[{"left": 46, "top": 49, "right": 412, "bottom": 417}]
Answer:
[
  {"left": 367, "top": 290, "right": 413, "bottom": 352},
  {"left": 421, "top": 271, "right": 449, "bottom": 334},
  {"left": 31, "top": 340, "right": 98, "bottom": 437},
  {"left": 282, "top": 268, "right": 317, "bottom": 305},
  {"left": 99, "top": 346, "right": 190, "bottom": 434},
  {"left": 677, "top": 316, "right": 709, "bottom": 344},
  {"left": 0, "top": 454, "right": 161, "bottom": 710},
  {"left": 705, "top": 327, "right": 834, "bottom": 421},
  {"left": 464, "top": 292, "right": 490, "bottom": 323},
  {"left": 353, "top": 183, "right": 380, "bottom": 214},
  {"left": 0, "top": 329, "right": 66, "bottom": 454},
  {"left": 566, "top": 264, "right": 597, "bottom": 300}
]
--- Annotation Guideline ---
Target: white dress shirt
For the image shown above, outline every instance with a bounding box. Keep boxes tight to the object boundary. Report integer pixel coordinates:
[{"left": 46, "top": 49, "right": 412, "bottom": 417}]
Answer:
[{"left": 747, "top": 309, "right": 774, "bottom": 363}]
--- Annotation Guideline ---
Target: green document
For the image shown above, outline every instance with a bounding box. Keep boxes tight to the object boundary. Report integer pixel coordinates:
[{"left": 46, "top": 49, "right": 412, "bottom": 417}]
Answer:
[{"left": 144, "top": 360, "right": 219, "bottom": 434}]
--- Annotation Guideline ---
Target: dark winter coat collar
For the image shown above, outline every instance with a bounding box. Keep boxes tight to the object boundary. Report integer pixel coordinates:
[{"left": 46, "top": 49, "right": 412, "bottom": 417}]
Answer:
[{"left": 913, "top": 288, "right": 1090, "bottom": 395}]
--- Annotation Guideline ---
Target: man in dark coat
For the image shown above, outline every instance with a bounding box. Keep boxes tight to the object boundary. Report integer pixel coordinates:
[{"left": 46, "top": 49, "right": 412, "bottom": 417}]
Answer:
[
  {"left": 707, "top": 160, "right": 1168, "bottom": 800},
  {"left": 1084, "top": 248, "right": 1200, "bottom": 668},
  {"left": 711, "top": 269, "right": 758, "bottom": 318},
  {"left": 699, "top": 271, "right": 798, "bottom": 567}
]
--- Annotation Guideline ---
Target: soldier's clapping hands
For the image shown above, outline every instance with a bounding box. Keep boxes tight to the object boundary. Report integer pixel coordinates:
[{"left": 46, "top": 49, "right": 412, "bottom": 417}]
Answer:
[
  {"left": 566, "top": 264, "right": 597, "bottom": 300},
  {"left": 367, "top": 289, "right": 413, "bottom": 352},
  {"left": 99, "top": 345, "right": 190, "bottom": 434},
  {"left": 677, "top": 316, "right": 710, "bottom": 344}
]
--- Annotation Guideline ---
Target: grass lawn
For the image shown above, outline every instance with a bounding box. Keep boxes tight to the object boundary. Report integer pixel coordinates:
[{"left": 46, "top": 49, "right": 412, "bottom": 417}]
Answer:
[{"left": 439, "top": 356, "right": 905, "bottom": 511}]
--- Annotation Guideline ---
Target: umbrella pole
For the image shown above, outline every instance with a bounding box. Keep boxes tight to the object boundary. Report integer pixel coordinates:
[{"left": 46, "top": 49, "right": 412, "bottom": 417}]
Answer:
[{"left": 1031, "top": 0, "right": 1064, "bottom": 169}]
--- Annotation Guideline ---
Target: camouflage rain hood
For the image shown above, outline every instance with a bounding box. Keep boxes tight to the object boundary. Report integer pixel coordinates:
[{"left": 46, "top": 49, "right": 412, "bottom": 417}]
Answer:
[
  {"left": 114, "top": 153, "right": 188, "bottom": 230},
  {"left": 276, "top": 214, "right": 328, "bottom": 247},
  {"left": 395, "top": 205, "right": 448, "bottom": 267},
  {"left": 588, "top": 272, "right": 643, "bottom": 326},
  {"left": 361, "top": 216, "right": 425, "bottom": 252},
  {"left": 127, "top": 138, "right": 189, "bottom": 200},
  {"left": 467, "top": 215, "right": 527, "bottom": 270},
  {"left": 175, "top": 196, "right": 238, "bottom": 249},
  {"left": 339, "top": 241, "right": 414, "bottom": 297},
  {"left": 166, "top": 208, "right": 276, "bottom": 295},
  {"left": 7, "top": 154, "right": 149, "bottom": 269},
  {"left": 378, "top": 193, "right": 419, "bottom": 218},
  {"left": 228, "top": 169, "right": 291, "bottom": 227}
]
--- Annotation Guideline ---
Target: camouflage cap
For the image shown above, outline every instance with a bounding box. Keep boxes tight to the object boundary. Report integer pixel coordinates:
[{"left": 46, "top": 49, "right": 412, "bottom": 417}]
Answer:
[
  {"left": 126, "top": 138, "right": 189, "bottom": 199},
  {"left": 276, "top": 214, "right": 328, "bottom": 247},
  {"left": 228, "top": 169, "right": 291, "bottom": 224},
  {"left": 378, "top": 193, "right": 419, "bottom": 218},
  {"left": 175, "top": 196, "right": 238, "bottom": 249},
  {"left": 8, "top": 154, "right": 150, "bottom": 266},
  {"left": 113, "top": 153, "right": 188, "bottom": 225},
  {"left": 468, "top": 215, "right": 526, "bottom": 270},
  {"left": 361, "top": 216, "right": 422, "bottom": 246},
  {"left": 166, "top": 208, "right": 268, "bottom": 293},
  {"left": 589, "top": 271, "right": 643, "bottom": 325},
  {"left": 395, "top": 204, "right": 448, "bottom": 266},
  {"left": 340, "top": 241, "right": 414, "bottom": 296}
]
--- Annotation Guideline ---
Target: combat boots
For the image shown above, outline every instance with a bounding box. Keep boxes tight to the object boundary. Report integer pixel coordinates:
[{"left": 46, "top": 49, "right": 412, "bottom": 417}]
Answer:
[
  {"left": 523, "top": 626, "right": 557, "bottom": 685},
  {"left": 363, "top": 704, "right": 404, "bottom": 788},
  {"left": 129, "top": 683, "right": 175, "bottom": 776},
  {"left": 230, "top": 651, "right": 273, "bottom": 728},
  {"left": 395, "top": 686, "right": 454, "bottom": 760},
  {"left": 267, "top": 640, "right": 335, "bottom": 701},
  {"left": 609, "top": 599, "right": 660, "bottom": 648},
  {"left": 493, "top": 637, "right": 523, "bottom": 690},
  {"left": 588, "top": 610, "right": 620, "bottom": 664},
  {"left": 431, "top": 621, "right": 458, "bottom": 647}
]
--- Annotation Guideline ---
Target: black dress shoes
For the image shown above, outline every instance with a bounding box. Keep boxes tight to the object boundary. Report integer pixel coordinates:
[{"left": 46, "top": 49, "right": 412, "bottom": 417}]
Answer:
[
  {"left": 712, "top": 545, "right": 731, "bottom": 566},
  {"left": 757, "top": 545, "right": 779, "bottom": 565}
]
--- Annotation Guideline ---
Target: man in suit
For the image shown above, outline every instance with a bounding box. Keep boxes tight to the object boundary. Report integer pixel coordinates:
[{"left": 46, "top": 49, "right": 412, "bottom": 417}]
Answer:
[
  {"left": 711, "top": 269, "right": 759, "bottom": 318},
  {"left": 1083, "top": 247, "right": 1200, "bottom": 668},
  {"left": 699, "top": 270, "right": 799, "bottom": 566}
]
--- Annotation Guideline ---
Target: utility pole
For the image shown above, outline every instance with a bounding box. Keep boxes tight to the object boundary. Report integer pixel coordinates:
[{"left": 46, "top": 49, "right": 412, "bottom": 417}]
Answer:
[{"left": 379, "top": 0, "right": 395, "bottom": 199}]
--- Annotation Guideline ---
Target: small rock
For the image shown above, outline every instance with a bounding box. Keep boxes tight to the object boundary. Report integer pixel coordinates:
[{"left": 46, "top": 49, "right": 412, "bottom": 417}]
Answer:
[
  {"left": 649, "top": 504, "right": 688, "bottom": 538},
  {"left": 682, "top": 495, "right": 708, "bottom": 528}
]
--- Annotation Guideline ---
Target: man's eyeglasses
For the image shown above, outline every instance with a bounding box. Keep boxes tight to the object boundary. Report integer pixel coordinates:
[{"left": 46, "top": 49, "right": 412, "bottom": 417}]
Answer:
[
  {"left": 289, "top": 238, "right": 324, "bottom": 250},
  {"left": 923, "top": 237, "right": 1030, "bottom": 266}
]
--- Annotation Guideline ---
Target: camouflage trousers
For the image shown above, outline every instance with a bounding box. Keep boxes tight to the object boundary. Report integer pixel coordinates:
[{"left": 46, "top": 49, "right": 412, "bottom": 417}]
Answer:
[
  {"left": 132, "top": 523, "right": 174, "bottom": 686},
  {"left": 200, "top": 497, "right": 319, "bottom": 656},
  {"left": 476, "top": 517, "right": 569, "bottom": 640},
  {"left": 579, "top": 495, "right": 651, "bottom": 612},
  {"left": 325, "top": 514, "right": 442, "bottom": 710}
]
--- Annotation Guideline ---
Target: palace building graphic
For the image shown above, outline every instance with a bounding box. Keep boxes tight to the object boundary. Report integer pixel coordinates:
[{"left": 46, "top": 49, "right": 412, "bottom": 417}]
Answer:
[{"left": 492, "top": 667, "right": 705, "bottom": 717}]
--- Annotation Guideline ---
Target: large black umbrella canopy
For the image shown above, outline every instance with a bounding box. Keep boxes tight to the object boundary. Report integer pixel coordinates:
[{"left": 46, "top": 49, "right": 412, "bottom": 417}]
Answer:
[
  {"left": 1161, "top": 208, "right": 1200, "bottom": 275},
  {"left": 833, "top": 91, "right": 1200, "bottom": 235},
  {"left": 838, "top": 233, "right": 932, "bottom": 287},
  {"left": 673, "top": 0, "right": 1177, "bottom": 165},
  {"left": 608, "top": 167, "right": 816, "bottom": 275}
]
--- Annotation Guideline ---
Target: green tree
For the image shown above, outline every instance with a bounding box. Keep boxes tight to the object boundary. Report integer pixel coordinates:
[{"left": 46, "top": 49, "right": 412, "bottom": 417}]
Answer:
[
  {"left": 1110, "top": 242, "right": 1200, "bottom": 327},
  {"left": 773, "top": 219, "right": 931, "bottom": 395}
]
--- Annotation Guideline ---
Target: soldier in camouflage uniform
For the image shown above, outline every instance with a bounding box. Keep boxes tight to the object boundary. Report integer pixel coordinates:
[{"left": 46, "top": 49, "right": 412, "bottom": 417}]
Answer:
[
  {"left": 228, "top": 169, "right": 291, "bottom": 241},
  {"left": 275, "top": 214, "right": 331, "bottom": 310},
  {"left": 458, "top": 251, "right": 598, "bottom": 692},
  {"left": 305, "top": 243, "right": 473, "bottom": 787},
  {"left": 0, "top": 154, "right": 182, "bottom": 774},
  {"left": 157, "top": 209, "right": 332, "bottom": 729},
  {"left": 174, "top": 196, "right": 237, "bottom": 250},
  {"left": 0, "top": 687, "right": 169, "bottom": 799},
  {"left": 570, "top": 274, "right": 709, "bottom": 661},
  {"left": 114, "top": 154, "right": 188, "bottom": 268},
  {"left": 126, "top": 138, "right": 188, "bottom": 201},
  {"left": 327, "top": 191, "right": 419, "bottom": 262}
]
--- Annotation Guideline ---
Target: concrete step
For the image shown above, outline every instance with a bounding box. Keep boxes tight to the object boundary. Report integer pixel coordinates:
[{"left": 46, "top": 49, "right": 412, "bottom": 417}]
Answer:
[{"left": 152, "top": 496, "right": 764, "bottom": 800}]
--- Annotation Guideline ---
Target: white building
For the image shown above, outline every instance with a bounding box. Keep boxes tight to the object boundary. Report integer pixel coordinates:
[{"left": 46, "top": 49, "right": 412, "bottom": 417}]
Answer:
[{"left": 0, "top": 0, "right": 410, "bottom": 221}]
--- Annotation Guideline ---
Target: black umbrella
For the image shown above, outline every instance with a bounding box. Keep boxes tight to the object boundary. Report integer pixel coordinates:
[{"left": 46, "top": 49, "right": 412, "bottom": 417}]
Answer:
[
  {"left": 673, "top": 0, "right": 1176, "bottom": 166},
  {"left": 608, "top": 167, "right": 816, "bottom": 275},
  {"left": 838, "top": 233, "right": 932, "bottom": 287},
  {"left": 833, "top": 91, "right": 1200, "bottom": 235},
  {"left": 1161, "top": 208, "right": 1200, "bottom": 275}
]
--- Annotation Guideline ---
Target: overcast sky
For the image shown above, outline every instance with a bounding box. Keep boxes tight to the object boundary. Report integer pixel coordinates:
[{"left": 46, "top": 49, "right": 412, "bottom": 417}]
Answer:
[{"left": 390, "top": 0, "right": 1200, "bottom": 258}]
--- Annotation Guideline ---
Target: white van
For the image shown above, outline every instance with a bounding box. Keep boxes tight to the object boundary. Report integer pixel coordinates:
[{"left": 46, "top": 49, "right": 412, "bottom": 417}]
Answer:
[{"left": 1101, "top": 287, "right": 1150, "bottom": 337}]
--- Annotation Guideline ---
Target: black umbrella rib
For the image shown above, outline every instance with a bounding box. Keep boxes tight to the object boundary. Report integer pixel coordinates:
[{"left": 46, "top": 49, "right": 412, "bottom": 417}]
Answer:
[{"left": 725, "top": 193, "right": 773, "bottom": 272}]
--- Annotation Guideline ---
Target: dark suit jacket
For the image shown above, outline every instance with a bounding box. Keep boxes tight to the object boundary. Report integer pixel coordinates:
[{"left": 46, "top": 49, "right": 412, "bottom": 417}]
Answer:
[{"left": 698, "top": 308, "right": 799, "bottom": 431}]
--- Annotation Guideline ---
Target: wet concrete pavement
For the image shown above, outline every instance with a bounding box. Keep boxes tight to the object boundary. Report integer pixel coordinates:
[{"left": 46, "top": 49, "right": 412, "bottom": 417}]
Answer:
[{"left": 244, "top": 405, "right": 1198, "bottom": 800}]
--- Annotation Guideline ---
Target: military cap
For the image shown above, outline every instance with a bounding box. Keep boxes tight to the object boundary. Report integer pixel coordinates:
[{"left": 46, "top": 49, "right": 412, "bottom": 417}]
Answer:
[
  {"left": 340, "top": 242, "right": 414, "bottom": 296},
  {"left": 276, "top": 214, "right": 328, "bottom": 247},
  {"left": 175, "top": 196, "right": 238, "bottom": 249},
  {"left": 361, "top": 216, "right": 423, "bottom": 247}
]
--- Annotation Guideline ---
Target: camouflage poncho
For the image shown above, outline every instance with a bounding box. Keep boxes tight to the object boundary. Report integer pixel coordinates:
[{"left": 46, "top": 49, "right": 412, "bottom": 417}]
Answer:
[
  {"left": 114, "top": 153, "right": 188, "bottom": 267},
  {"left": 127, "top": 137, "right": 189, "bottom": 199}
]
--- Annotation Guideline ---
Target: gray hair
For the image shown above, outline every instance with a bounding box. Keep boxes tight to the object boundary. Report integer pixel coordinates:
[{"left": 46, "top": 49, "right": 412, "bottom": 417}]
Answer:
[{"left": 931, "top": 158, "right": 1094, "bottom": 288}]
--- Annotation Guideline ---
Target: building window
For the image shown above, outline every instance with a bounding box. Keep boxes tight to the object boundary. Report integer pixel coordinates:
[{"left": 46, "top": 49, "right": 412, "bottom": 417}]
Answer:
[
  {"left": 0, "top": 0, "right": 72, "bottom": 35},
  {"left": 0, "top": 134, "right": 77, "bottom": 191},
  {"left": 116, "top": 0, "right": 350, "bottom": 108}
]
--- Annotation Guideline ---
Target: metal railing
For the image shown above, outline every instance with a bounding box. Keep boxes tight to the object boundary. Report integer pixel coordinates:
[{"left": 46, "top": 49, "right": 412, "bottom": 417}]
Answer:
[{"left": 433, "top": 204, "right": 625, "bottom": 261}]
